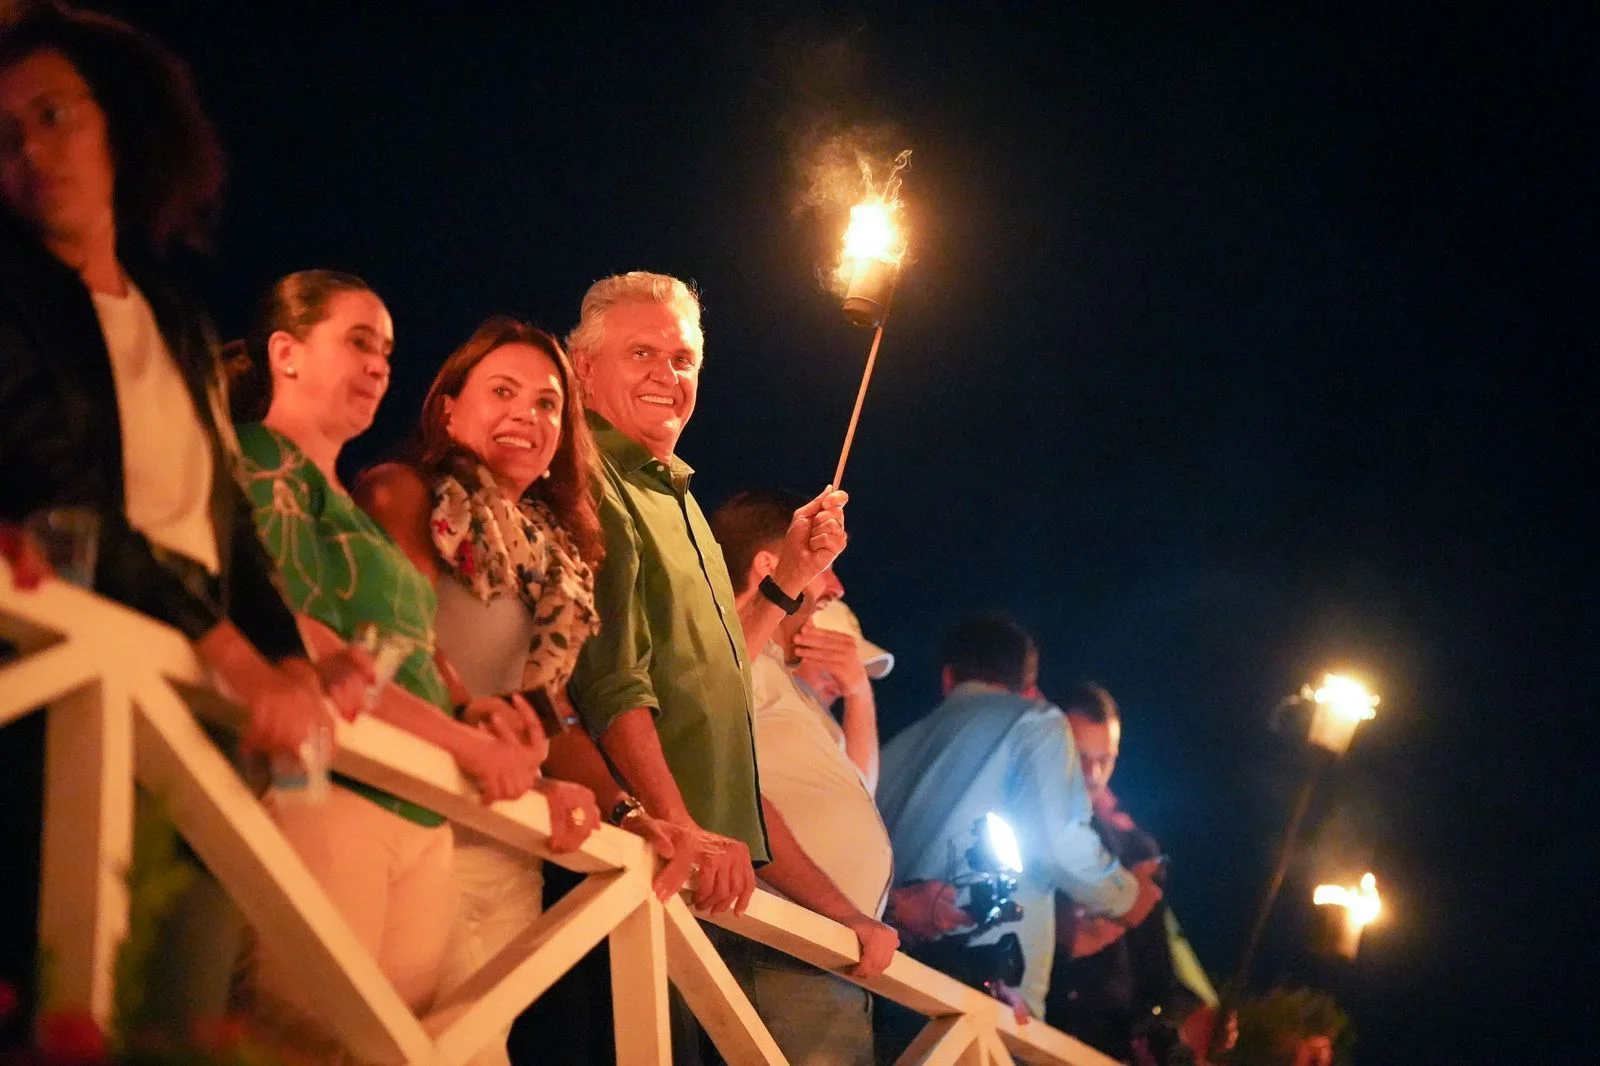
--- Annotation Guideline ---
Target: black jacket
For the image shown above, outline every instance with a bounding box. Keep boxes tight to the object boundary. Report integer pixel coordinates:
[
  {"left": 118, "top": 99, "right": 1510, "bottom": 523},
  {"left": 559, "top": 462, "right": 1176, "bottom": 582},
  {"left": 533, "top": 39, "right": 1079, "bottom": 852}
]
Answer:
[
  {"left": 0, "top": 215, "right": 302, "bottom": 661},
  {"left": 1045, "top": 812, "right": 1202, "bottom": 1062}
]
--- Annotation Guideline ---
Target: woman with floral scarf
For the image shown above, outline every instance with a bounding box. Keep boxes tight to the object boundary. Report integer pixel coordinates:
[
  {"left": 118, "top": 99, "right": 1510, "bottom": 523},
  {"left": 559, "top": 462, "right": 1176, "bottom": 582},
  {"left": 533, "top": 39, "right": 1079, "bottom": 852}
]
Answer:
[{"left": 356, "top": 317, "right": 691, "bottom": 1066}]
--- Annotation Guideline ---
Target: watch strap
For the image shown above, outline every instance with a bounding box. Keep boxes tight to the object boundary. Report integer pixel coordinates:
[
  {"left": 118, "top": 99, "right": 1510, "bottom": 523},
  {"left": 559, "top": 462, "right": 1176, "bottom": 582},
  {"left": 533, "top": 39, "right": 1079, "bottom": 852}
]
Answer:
[
  {"left": 758, "top": 575, "right": 805, "bottom": 615},
  {"left": 608, "top": 794, "right": 646, "bottom": 827}
]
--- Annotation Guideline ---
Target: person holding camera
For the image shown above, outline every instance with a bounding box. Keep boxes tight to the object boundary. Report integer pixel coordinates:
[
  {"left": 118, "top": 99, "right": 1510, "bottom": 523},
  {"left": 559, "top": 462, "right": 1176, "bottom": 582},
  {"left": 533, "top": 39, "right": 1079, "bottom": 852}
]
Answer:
[
  {"left": 874, "top": 615, "right": 1163, "bottom": 1059},
  {"left": 1045, "top": 683, "right": 1226, "bottom": 1066}
]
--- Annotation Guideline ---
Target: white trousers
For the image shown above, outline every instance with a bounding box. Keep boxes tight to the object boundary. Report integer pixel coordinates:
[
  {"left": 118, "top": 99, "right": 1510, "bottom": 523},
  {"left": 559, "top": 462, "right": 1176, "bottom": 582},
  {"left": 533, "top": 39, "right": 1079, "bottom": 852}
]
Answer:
[{"left": 434, "top": 837, "right": 547, "bottom": 1066}]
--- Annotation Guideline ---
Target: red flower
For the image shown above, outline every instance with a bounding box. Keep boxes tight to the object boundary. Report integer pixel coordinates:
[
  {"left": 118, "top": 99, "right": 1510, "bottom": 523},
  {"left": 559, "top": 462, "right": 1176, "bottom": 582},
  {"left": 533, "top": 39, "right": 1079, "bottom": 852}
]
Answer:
[
  {"left": 36, "top": 1010, "right": 108, "bottom": 1061},
  {"left": 456, "top": 544, "right": 476, "bottom": 578}
]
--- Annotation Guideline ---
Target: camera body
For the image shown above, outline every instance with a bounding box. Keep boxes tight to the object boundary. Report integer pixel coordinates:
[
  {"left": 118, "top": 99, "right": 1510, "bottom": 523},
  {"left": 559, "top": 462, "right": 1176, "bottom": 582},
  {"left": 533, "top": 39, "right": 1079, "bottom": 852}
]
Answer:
[
  {"left": 907, "top": 815, "right": 1027, "bottom": 999},
  {"left": 911, "top": 931, "right": 1025, "bottom": 999},
  {"left": 961, "top": 842, "right": 1022, "bottom": 929}
]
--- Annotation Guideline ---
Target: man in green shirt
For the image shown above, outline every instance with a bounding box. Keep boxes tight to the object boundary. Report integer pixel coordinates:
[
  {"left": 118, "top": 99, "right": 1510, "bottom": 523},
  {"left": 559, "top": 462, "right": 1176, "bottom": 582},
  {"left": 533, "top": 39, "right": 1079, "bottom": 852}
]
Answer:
[{"left": 567, "top": 272, "right": 897, "bottom": 976}]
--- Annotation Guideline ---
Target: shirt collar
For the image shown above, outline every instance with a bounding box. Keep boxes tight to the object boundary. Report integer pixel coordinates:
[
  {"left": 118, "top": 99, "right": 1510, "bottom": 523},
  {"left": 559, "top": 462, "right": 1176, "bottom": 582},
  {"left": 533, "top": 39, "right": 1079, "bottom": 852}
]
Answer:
[
  {"left": 949, "top": 680, "right": 1015, "bottom": 699},
  {"left": 586, "top": 409, "right": 694, "bottom": 490},
  {"left": 761, "top": 642, "right": 830, "bottom": 713}
]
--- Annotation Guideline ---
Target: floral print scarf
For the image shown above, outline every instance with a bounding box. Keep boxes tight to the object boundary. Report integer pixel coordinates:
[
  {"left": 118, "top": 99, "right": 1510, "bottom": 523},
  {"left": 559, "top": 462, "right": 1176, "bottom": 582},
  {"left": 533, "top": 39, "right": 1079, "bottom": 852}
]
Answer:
[{"left": 430, "top": 466, "right": 599, "bottom": 693}]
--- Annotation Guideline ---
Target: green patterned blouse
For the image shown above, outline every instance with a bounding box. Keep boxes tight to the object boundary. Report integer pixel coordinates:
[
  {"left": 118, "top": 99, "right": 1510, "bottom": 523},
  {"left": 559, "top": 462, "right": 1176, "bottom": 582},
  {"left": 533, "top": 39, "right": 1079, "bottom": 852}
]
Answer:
[{"left": 236, "top": 422, "right": 449, "bottom": 827}]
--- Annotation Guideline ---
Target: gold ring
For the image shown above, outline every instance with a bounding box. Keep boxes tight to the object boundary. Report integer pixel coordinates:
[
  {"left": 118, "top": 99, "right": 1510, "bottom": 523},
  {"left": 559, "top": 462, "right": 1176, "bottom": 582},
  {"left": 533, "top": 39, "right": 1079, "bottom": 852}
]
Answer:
[{"left": 568, "top": 808, "right": 588, "bottom": 828}]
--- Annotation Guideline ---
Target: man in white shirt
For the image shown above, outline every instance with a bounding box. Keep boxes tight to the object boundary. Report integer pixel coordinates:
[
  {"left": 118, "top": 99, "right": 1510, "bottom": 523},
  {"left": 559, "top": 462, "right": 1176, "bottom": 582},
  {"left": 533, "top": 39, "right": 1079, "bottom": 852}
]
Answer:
[{"left": 712, "top": 490, "right": 896, "bottom": 1066}]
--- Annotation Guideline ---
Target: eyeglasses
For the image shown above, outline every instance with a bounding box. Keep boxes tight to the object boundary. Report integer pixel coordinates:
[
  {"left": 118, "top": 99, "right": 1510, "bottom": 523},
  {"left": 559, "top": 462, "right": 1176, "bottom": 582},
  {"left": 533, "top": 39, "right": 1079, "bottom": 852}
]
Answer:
[{"left": 0, "top": 92, "right": 97, "bottom": 160}]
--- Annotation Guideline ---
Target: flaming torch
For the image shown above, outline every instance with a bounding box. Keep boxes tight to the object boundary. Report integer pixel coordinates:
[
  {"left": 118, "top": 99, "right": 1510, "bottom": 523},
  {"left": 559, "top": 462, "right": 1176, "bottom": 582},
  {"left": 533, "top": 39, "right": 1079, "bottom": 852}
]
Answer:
[
  {"left": 1314, "top": 872, "right": 1382, "bottom": 959},
  {"left": 832, "top": 150, "right": 911, "bottom": 488},
  {"left": 1304, "top": 673, "right": 1380, "bottom": 754},
  {"left": 1211, "top": 671, "right": 1383, "bottom": 1057}
]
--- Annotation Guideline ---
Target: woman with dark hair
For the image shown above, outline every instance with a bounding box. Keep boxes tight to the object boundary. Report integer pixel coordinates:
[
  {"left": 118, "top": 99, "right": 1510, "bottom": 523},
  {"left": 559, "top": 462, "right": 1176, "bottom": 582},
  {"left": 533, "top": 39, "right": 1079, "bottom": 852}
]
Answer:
[
  {"left": 226, "top": 274, "right": 594, "bottom": 1056},
  {"left": 0, "top": 2, "right": 365, "bottom": 1038},
  {"left": 356, "top": 317, "right": 693, "bottom": 1066}
]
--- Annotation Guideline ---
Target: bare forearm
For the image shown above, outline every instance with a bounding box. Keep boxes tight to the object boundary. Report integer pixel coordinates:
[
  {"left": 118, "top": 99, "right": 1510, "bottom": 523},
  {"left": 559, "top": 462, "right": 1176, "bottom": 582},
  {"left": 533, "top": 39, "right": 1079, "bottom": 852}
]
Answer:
[
  {"left": 839, "top": 689, "right": 880, "bottom": 793},
  {"left": 735, "top": 593, "right": 794, "bottom": 661},
  {"left": 370, "top": 685, "right": 492, "bottom": 764},
  {"left": 758, "top": 796, "right": 859, "bottom": 925},
  {"left": 294, "top": 612, "right": 489, "bottom": 765},
  {"left": 599, "top": 707, "right": 692, "bottom": 823},
  {"left": 545, "top": 728, "right": 628, "bottom": 810},
  {"left": 195, "top": 618, "right": 278, "bottom": 697}
]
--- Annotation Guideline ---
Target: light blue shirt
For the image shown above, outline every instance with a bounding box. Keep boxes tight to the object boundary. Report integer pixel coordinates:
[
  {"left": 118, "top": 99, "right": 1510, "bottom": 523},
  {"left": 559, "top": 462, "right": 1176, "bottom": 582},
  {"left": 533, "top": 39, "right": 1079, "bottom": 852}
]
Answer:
[{"left": 877, "top": 682, "right": 1137, "bottom": 1013}]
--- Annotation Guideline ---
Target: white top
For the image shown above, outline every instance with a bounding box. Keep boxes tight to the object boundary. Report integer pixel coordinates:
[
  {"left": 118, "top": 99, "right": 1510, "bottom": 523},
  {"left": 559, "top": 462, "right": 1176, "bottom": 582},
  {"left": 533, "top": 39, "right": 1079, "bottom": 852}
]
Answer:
[
  {"left": 433, "top": 579, "right": 541, "bottom": 855},
  {"left": 751, "top": 643, "right": 892, "bottom": 918},
  {"left": 93, "top": 283, "right": 219, "bottom": 574},
  {"left": 433, "top": 579, "right": 539, "bottom": 697}
]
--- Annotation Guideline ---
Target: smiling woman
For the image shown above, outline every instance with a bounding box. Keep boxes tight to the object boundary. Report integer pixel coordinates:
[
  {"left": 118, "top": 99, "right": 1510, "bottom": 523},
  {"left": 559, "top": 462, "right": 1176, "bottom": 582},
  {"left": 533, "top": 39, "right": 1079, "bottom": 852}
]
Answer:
[
  {"left": 223, "top": 278, "right": 562, "bottom": 1058},
  {"left": 223, "top": 269, "right": 390, "bottom": 439},
  {"left": 354, "top": 318, "right": 689, "bottom": 1066}
]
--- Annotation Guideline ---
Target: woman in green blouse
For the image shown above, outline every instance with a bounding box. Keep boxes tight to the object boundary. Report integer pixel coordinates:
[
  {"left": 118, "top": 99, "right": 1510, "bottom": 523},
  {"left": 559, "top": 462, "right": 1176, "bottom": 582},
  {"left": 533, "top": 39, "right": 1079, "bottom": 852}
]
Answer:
[{"left": 225, "top": 271, "right": 580, "bottom": 1049}]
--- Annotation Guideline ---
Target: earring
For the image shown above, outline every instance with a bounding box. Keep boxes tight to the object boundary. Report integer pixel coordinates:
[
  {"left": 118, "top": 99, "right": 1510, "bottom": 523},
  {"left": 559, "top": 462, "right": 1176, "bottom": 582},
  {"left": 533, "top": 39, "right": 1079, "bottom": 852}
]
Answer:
[
  {"left": 283, "top": 365, "right": 299, "bottom": 378},
  {"left": 540, "top": 469, "right": 551, "bottom": 480}
]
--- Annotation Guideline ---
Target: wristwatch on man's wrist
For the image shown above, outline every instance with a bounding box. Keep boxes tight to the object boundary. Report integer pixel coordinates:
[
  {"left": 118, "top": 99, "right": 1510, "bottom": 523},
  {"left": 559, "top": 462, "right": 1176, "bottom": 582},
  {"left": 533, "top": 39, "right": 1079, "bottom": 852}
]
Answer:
[
  {"left": 758, "top": 575, "right": 805, "bottom": 615},
  {"left": 608, "top": 794, "right": 647, "bottom": 827}
]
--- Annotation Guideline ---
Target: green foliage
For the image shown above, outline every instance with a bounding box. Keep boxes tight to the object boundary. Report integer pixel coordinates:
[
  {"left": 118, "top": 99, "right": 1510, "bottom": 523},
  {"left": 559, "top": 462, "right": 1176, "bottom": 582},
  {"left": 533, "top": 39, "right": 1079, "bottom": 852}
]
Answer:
[
  {"left": 1230, "top": 987, "right": 1354, "bottom": 1066},
  {"left": 112, "top": 799, "right": 198, "bottom": 1046}
]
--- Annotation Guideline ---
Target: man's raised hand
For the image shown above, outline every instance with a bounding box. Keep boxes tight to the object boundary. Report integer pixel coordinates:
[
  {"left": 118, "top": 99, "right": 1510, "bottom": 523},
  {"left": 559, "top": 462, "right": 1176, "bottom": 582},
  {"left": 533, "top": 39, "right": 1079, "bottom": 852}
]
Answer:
[{"left": 772, "top": 487, "right": 848, "bottom": 594}]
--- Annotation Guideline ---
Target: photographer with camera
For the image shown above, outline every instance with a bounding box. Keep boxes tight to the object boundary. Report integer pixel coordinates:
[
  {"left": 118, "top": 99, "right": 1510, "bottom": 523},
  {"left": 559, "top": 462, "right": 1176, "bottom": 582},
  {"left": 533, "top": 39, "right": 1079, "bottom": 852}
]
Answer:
[
  {"left": 873, "top": 615, "right": 1162, "bottom": 1061},
  {"left": 1045, "top": 684, "right": 1227, "bottom": 1066}
]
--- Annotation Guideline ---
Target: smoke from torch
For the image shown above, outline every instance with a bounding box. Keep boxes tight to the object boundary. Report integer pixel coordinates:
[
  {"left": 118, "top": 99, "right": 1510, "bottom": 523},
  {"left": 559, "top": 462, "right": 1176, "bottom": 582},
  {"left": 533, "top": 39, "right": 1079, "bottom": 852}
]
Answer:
[{"left": 838, "top": 149, "right": 912, "bottom": 327}]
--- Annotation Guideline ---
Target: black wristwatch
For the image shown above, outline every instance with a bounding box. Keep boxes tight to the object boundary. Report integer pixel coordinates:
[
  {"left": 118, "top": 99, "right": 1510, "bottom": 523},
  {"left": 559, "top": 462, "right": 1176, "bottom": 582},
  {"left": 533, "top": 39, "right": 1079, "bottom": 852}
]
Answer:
[
  {"left": 608, "top": 794, "right": 646, "bottom": 827},
  {"left": 758, "top": 575, "right": 805, "bottom": 615}
]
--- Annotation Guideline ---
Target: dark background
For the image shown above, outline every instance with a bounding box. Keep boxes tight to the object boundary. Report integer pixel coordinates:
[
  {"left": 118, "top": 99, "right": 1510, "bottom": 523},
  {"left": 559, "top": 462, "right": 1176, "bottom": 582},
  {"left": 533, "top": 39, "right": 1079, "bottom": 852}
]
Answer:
[{"left": 61, "top": 2, "right": 1600, "bottom": 1062}]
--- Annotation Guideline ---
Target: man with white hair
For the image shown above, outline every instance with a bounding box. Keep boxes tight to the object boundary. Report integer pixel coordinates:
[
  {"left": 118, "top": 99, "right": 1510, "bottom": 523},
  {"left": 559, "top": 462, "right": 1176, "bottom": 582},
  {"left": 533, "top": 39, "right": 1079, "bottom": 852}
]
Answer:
[{"left": 565, "top": 276, "right": 897, "bottom": 1010}]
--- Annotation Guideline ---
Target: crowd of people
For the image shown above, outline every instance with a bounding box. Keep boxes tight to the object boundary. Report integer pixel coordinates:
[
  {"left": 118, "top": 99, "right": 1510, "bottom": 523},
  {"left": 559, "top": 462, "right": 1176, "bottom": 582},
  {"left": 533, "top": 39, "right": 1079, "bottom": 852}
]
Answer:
[{"left": 0, "top": 4, "right": 1226, "bottom": 1065}]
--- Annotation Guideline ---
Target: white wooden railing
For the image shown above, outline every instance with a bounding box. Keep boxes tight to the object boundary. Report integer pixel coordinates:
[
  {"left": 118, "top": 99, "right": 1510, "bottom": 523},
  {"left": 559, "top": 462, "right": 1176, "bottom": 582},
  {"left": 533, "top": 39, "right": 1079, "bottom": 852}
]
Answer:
[{"left": 0, "top": 562, "right": 1118, "bottom": 1066}]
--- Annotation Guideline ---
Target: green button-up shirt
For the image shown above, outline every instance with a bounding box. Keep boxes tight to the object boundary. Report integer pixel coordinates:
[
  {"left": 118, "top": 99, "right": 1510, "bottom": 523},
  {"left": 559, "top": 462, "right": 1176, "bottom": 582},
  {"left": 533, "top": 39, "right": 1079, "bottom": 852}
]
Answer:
[{"left": 569, "top": 412, "right": 770, "bottom": 861}]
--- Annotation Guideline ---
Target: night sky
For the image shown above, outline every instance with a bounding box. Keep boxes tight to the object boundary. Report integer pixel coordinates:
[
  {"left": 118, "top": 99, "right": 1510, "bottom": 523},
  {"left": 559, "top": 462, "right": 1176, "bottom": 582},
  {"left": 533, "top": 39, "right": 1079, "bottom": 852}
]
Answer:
[{"left": 86, "top": 2, "right": 1599, "bottom": 1062}]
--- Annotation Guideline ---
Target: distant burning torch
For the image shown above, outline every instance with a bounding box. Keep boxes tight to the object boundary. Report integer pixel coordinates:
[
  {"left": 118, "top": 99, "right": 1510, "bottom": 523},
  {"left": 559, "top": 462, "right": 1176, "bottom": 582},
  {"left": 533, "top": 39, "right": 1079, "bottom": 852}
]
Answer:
[
  {"left": 832, "top": 149, "right": 911, "bottom": 488},
  {"left": 1314, "top": 872, "right": 1382, "bottom": 959}
]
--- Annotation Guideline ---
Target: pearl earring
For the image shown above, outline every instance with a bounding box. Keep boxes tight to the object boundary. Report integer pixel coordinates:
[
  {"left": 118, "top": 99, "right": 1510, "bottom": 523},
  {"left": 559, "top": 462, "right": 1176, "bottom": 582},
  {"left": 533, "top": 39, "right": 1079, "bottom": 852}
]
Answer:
[
  {"left": 540, "top": 469, "right": 551, "bottom": 480},
  {"left": 284, "top": 365, "right": 298, "bottom": 378}
]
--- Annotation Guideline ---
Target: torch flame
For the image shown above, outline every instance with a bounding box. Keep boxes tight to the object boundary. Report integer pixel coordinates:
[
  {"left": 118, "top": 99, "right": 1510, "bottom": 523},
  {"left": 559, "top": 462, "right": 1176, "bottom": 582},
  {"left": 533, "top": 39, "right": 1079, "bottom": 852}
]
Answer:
[
  {"left": 1308, "top": 673, "right": 1379, "bottom": 724},
  {"left": 835, "top": 148, "right": 913, "bottom": 283},
  {"left": 1313, "top": 872, "right": 1382, "bottom": 927},
  {"left": 842, "top": 199, "right": 903, "bottom": 264}
]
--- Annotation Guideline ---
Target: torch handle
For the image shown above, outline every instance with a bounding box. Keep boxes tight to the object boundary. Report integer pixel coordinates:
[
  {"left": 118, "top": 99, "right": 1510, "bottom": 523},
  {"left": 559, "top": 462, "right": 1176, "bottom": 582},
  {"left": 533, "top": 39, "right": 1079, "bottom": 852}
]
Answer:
[{"left": 832, "top": 321, "right": 888, "bottom": 489}]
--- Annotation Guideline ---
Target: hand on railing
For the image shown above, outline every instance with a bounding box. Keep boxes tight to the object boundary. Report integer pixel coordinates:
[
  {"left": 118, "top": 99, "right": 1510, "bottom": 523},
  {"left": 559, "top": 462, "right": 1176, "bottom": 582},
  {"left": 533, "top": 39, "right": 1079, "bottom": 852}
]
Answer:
[
  {"left": 617, "top": 813, "right": 699, "bottom": 901},
  {"left": 312, "top": 644, "right": 377, "bottom": 720},
  {"left": 680, "top": 823, "right": 755, "bottom": 916},
  {"left": 840, "top": 913, "right": 900, "bottom": 978},
  {"left": 456, "top": 725, "right": 546, "bottom": 803},
  {"left": 240, "top": 657, "right": 337, "bottom": 756},
  {"left": 994, "top": 984, "right": 1032, "bottom": 1026},
  {"left": 0, "top": 521, "right": 49, "bottom": 590},
  {"left": 533, "top": 778, "right": 601, "bottom": 851}
]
